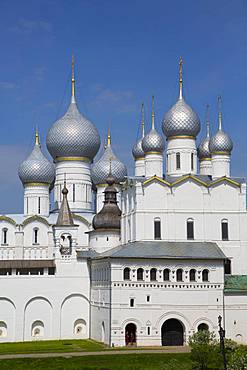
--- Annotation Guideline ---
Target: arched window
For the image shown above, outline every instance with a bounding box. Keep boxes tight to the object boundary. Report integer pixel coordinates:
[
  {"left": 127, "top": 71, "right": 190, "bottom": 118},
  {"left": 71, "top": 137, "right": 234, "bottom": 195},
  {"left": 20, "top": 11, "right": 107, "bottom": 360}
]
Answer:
[
  {"left": 191, "top": 153, "right": 194, "bottom": 171},
  {"left": 137, "top": 268, "right": 144, "bottom": 281},
  {"left": 176, "top": 269, "right": 183, "bottom": 282},
  {"left": 124, "top": 267, "right": 130, "bottom": 280},
  {"left": 198, "top": 323, "right": 209, "bottom": 332},
  {"left": 150, "top": 268, "right": 157, "bottom": 281},
  {"left": 221, "top": 220, "right": 229, "bottom": 241},
  {"left": 187, "top": 219, "right": 194, "bottom": 240},
  {"left": 189, "top": 269, "right": 196, "bottom": 282},
  {"left": 31, "top": 320, "right": 44, "bottom": 338},
  {"left": 154, "top": 218, "right": 161, "bottom": 240},
  {"left": 33, "top": 228, "right": 39, "bottom": 244},
  {"left": 0, "top": 322, "right": 7, "bottom": 338},
  {"left": 163, "top": 268, "right": 170, "bottom": 281},
  {"left": 2, "top": 228, "right": 8, "bottom": 245},
  {"left": 176, "top": 153, "right": 181, "bottom": 170},
  {"left": 202, "top": 269, "right": 209, "bottom": 282}
]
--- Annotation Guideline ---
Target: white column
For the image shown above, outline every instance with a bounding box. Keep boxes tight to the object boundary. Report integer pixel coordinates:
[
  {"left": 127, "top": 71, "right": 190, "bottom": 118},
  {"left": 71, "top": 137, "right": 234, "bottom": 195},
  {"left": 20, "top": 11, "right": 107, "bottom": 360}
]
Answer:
[
  {"left": 145, "top": 153, "right": 163, "bottom": 178},
  {"left": 24, "top": 184, "right": 50, "bottom": 217},
  {"left": 54, "top": 159, "right": 92, "bottom": 212},
  {"left": 199, "top": 159, "right": 212, "bottom": 176},
  {"left": 166, "top": 137, "right": 197, "bottom": 176},
  {"left": 211, "top": 154, "right": 230, "bottom": 178},
  {"left": 134, "top": 158, "right": 145, "bottom": 177}
]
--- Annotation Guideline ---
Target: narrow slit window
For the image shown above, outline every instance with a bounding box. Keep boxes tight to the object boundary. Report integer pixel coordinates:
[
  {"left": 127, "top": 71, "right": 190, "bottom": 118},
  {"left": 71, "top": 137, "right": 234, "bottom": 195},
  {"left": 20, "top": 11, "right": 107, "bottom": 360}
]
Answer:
[
  {"left": 137, "top": 268, "right": 144, "bottom": 281},
  {"left": 34, "top": 229, "right": 38, "bottom": 244},
  {"left": 202, "top": 269, "right": 209, "bottom": 282},
  {"left": 73, "top": 184, "right": 75, "bottom": 202},
  {"left": 154, "top": 219, "right": 161, "bottom": 240},
  {"left": 221, "top": 220, "right": 229, "bottom": 241},
  {"left": 38, "top": 197, "right": 41, "bottom": 214},
  {"left": 191, "top": 153, "right": 194, "bottom": 171},
  {"left": 130, "top": 298, "right": 134, "bottom": 307},
  {"left": 124, "top": 267, "right": 130, "bottom": 280},
  {"left": 163, "top": 269, "right": 170, "bottom": 281},
  {"left": 2, "top": 228, "right": 8, "bottom": 245},
  {"left": 189, "top": 269, "right": 196, "bottom": 282},
  {"left": 150, "top": 268, "right": 157, "bottom": 281},
  {"left": 187, "top": 219, "right": 194, "bottom": 240},
  {"left": 176, "top": 269, "right": 183, "bottom": 282},
  {"left": 176, "top": 153, "right": 181, "bottom": 170},
  {"left": 224, "top": 259, "right": 231, "bottom": 275}
]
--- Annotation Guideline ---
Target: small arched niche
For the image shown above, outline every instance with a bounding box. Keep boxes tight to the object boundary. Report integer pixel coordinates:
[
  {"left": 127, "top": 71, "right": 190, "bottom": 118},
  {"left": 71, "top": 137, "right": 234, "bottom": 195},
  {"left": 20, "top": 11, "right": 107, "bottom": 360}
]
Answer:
[
  {"left": 31, "top": 320, "right": 44, "bottom": 339},
  {"left": 74, "top": 319, "right": 87, "bottom": 338},
  {"left": 0, "top": 322, "right": 7, "bottom": 338}
]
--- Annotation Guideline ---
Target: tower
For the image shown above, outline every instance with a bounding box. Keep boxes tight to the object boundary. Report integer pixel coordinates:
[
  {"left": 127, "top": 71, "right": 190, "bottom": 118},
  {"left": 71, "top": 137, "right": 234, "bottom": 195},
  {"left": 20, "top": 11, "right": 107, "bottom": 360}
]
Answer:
[
  {"left": 142, "top": 97, "right": 164, "bottom": 178},
  {"left": 198, "top": 105, "right": 212, "bottom": 175},
  {"left": 46, "top": 56, "right": 100, "bottom": 212},
  {"left": 162, "top": 58, "right": 201, "bottom": 176},
  {"left": 18, "top": 130, "right": 55, "bottom": 216},
  {"left": 209, "top": 97, "right": 233, "bottom": 178}
]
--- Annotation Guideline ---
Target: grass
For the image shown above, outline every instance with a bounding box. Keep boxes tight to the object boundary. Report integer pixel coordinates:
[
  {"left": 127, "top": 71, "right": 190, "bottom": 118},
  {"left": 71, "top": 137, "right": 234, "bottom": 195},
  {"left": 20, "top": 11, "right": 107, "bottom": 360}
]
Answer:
[
  {"left": 0, "top": 353, "right": 193, "bottom": 369},
  {"left": 0, "top": 339, "right": 106, "bottom": 355}
]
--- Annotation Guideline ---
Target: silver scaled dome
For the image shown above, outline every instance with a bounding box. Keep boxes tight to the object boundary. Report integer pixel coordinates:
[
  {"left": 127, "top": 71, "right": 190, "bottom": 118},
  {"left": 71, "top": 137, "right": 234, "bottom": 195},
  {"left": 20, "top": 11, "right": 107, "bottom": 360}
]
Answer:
[
  {"left": 162, "top": 58, "right": 200, "bottom": 139},
  {"left": 209, "top": 130, "right": 233, "bottom": 154},
  {"left": 46, "top": 95, "right": 100, "bottom": 161},
  {"left": 132, "top": 137, "right": 145, "bottom": 159},
  {"left": 91, "top": 135, "right": 127, "bottom": 185},
  {"left": 162, "top": 98, "right": 201, "bottom": 138},
  {"left": 142, "top": 100, "right": 164, "bottom": 154},
  {"left": 198, "top": 109, "right": 211, "bottom": 160},
  {"left": 209, "top": 101, "right": 233, "bottom": 155},
  {"left": 19, "top": 132, "right": 55, "bottom": 185}
]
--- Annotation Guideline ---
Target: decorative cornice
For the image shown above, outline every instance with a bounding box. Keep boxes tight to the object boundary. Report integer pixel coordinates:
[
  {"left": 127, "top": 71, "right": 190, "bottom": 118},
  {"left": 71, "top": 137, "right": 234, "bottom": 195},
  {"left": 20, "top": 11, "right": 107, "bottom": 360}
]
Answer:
[
  {"left": 211, "top": 151, "right": 230, "bottom": 156},
  {"left": 199, "top": 157, "right": 211, "bottom": 162},
  {"left": 22, "top": 215, "right": 50, "bottom": 227},
  {"left": 72, "top": 213, "right": 90, "bottom": 226},
  {"left": 96, "top": 183, "right": 108, "bottom": 188},
  {"left": 143, "top": 174, "right": 241, "bottom": 189},
  {"left": 24, "top": 182, "right": 49, "bottom": 187},
  {"left": 135, "top": 157, "right": 145, "bottom": 161},
  {"left": 167, "top": 135, "right": 195, "bottom": 140},
  {"left": 55, "top": 156, "right": 91, "bottom": 163},
  {"left": 0, "top": 216, "right": 16, "bottom": 225},
  {"left": 145, "top": 151, "right": 162, "bottom": 155}
]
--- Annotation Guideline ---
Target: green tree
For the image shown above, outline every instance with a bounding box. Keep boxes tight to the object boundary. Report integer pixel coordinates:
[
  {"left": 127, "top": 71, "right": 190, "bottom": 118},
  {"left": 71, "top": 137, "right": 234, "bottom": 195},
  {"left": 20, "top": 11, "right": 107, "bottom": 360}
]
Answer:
[
  {"left": 189, "top": 330, "right": 222, "bottom": 370},
  {"left": 228, "top": 346, "right": 247, "bottom": 370}
]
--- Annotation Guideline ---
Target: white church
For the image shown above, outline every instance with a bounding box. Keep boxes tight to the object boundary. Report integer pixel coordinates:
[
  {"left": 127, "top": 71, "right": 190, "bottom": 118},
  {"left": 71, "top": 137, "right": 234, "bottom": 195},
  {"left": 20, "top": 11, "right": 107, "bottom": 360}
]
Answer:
[{"left": 0, "top": 57, "right": 246, "bottom": 347}]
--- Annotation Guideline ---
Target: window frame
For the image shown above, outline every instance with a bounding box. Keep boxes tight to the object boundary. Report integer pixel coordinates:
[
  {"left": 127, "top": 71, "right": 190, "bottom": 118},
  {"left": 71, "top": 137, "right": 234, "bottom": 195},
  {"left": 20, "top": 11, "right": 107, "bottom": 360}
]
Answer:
[
  {"left": 163, "top": 268, "right": 170, "bottom": 281},
  {"left": 176, "top": 268, "right": 183, "bottom": 282},
  {"left": 187, "top": 219, "right": 194, "bottom": 240},
  {"left": 202, "top": 269, "right": 209, "bottom": 282},
  {"left": 154, "top": 218, "right": 161, "bottom": 240},
  {"left": 123, "top": 267, "right": 130, "bottom": 281},
  {"left": 137, "top": 268, "right": 144, "bottom": 281},
  {"left": 189, "top": 269, "right": 196, "bottom": 282},
  {"left": 221, "top": 220, "right": 229, "bottom": 241},
  {"left": 176, "top": 152, "right": 181, "bottom": 170},
  {"left": 150, "top": 268, "right": 157, "bottom": 281}
]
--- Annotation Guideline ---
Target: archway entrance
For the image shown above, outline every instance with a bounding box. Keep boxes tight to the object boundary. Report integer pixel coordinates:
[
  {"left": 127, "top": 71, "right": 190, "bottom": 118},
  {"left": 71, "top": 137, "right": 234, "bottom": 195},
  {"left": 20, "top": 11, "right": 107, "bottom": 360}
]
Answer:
[
  {"left": 125, "top": 323, "right": 137, "bottom": 346},
  {"left": 161, "top": 319, "right": 184, "bottom": 346}
]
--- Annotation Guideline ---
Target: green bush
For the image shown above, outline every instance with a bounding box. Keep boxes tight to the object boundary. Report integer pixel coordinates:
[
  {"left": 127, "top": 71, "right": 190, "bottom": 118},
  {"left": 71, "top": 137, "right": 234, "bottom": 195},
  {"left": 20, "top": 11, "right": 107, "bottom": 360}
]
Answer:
[
  {"left": 228, "top": 346, "right": 247, "bottom": 370},
  {"left": 189, "top": 330, "right": 222, "bottom": 370}
]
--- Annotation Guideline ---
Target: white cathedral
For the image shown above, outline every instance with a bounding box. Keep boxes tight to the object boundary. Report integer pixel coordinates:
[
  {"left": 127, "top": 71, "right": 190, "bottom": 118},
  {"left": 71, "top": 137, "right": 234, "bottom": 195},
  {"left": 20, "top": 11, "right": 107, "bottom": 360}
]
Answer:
[{"left": 0, "top": 58, "right": 246, "bottom": 347}]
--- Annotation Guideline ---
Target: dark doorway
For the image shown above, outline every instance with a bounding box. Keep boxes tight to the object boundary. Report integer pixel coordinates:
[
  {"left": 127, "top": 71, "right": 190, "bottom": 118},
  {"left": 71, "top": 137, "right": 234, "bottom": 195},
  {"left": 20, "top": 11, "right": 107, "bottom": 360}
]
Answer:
[
  {"left": 198, "top": 323, "right": 209, "bottom": 332},
  {"left": 161, "top": 319, "right": 184, "bottom": 346},
  {"left": 125, "top": 323, "right": 137, "bottom": 346}
]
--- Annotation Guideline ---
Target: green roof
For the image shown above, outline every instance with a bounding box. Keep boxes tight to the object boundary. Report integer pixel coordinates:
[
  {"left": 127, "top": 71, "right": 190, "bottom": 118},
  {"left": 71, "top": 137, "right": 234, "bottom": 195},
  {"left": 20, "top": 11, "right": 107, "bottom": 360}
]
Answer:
[{"left": 225, "top": 275, "right": 247, "bottom": 293}]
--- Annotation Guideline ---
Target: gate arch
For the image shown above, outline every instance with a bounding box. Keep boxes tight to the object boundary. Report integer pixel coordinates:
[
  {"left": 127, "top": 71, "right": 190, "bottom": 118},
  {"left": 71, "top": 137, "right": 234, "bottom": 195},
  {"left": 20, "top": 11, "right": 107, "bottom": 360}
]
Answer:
[{"left": 161, "top": 318, "right": 184, "bottom": 346}]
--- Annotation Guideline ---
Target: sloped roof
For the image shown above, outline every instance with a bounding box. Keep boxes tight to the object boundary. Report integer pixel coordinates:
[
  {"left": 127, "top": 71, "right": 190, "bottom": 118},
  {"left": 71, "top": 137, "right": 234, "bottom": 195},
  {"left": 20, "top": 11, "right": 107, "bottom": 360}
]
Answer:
[{"left": 95, "top": 241, "right": 226, "bottom": 260}]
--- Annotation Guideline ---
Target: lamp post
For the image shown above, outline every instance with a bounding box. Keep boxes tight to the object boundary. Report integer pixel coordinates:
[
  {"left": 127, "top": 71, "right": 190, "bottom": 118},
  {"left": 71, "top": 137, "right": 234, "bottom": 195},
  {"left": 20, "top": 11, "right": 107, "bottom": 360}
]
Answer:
[{"left": 218, "top": 315, "right": 227, "bottom": 370}]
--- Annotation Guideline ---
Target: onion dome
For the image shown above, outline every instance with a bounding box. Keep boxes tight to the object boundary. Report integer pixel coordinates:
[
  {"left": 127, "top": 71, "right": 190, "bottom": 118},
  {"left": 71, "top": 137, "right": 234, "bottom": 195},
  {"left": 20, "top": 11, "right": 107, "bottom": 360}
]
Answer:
[
  {"left": 132, "top": 103, "right": 145, "bottom": 160},
  {"left": 46, "top": 56, "right": 100, "bottom": 161},
  {"left": 198, "top": 105, "right": 211, "bottom": 160},
  {"left": 92, "top": 170, "right": 121, "bottom": 230},
  {"left": 162, "top": 58, "right": 200, "bottom": 139},
  {"left": 91, "top": 131, "right": 127, "bottom": 185},
  {"left": 209, "top": 97, "right": 233, "bottom": 155},
  {"left": 19, "top": 130, "right": 55, "bottom": 186},
  {"left": 142, "top": 96, "right": 164, "bottom": 154}
]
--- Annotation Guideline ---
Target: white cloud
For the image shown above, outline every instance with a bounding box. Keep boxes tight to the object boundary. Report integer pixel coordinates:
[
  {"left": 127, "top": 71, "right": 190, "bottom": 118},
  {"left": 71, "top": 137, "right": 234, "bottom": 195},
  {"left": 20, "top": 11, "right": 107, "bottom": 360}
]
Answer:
[{"left": 90, "top": 85, "right": 137, "bottom": 113}]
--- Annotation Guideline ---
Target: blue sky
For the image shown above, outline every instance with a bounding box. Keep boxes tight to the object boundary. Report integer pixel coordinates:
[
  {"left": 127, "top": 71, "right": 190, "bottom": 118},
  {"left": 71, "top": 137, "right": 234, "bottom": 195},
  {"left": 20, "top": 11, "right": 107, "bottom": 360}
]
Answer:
[{"left": 0, "top": 0, "right": 247, "bottom": 213}]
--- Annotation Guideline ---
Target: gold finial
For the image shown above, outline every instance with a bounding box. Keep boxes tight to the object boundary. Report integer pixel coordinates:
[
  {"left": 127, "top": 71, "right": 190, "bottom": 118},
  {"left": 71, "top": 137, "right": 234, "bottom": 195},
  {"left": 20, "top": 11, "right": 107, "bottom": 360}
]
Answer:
[
  {"left": 107, "top": 126, "right": 111, "bottom": 146},
  {"left": 151, "top": 96, "right": 155, "bottom": 129},
  {"left": 179, "top": 56, "right": 183, "bottom": 99},
  {"left": 35, "top": 127, "right": 39, "bottom": 145},
  {"left": 218, "top": 96, "right": 222, "bottom": 130},
  {"left": 72, "top": 54, "right": 75, "bottom": 98},
  {"left": 141, "top": 103, "right": 145, "bottom": 138}
]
